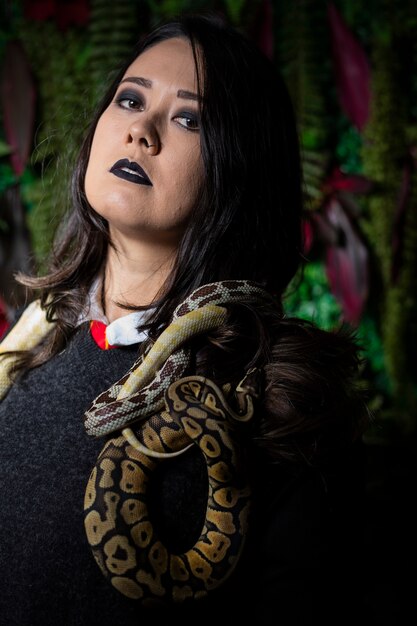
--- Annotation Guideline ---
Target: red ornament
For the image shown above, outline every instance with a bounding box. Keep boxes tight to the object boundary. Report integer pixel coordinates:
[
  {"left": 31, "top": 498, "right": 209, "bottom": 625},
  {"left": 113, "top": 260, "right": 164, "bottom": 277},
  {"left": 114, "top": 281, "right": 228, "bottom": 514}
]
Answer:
[
  {"left": 23, "top": 0, "right": 90, "bottom": 31},
  {"left": 89, "top": 320, "right": 117, "bottom": 350}
]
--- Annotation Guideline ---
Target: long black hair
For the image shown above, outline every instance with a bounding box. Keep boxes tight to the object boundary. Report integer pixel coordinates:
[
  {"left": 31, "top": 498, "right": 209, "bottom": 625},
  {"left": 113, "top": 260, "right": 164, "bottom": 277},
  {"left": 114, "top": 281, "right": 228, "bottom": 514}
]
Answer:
[
  {"left": 15, "top": 12, "right": 304, "bottom": 371},
  {"left": 6, "top": 13, "right": 369, "bottom": 462}
]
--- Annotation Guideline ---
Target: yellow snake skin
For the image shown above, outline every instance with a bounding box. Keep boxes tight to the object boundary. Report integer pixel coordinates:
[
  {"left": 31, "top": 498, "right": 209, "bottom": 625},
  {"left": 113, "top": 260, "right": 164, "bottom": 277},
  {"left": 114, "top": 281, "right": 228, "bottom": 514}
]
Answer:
[
  {"left": 84, "top": 373, "right": 257, "bottom": 605},
  {"left": 83, "top": 304, "right": 228, "bottom": 437},
  {"left": 0, "top": 300, "right": 53, "bottom": 400},
  {"left": 82, "top": 280, "right": 274, "bottom": 439}
]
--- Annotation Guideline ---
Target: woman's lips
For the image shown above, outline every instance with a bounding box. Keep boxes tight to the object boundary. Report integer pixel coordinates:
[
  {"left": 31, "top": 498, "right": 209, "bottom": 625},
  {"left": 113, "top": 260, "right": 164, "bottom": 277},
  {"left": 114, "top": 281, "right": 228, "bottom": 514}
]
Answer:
[{"left": 109, "top": 159, "right": 152, "bottom": 186}]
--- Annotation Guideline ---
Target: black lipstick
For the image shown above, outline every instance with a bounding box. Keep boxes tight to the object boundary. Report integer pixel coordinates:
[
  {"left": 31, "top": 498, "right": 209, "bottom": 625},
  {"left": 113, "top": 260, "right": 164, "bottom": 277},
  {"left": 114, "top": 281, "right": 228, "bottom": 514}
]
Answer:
[{"left": 109, "top": 159, "right": 152, "bottom": 186}]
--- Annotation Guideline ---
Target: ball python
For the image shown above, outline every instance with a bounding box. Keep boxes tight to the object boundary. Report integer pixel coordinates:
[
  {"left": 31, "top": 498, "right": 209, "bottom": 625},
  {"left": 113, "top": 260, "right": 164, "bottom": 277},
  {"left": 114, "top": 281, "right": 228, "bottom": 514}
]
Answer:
[
  {"left": 0, "top": 280, "right": 274, "bottom": 603},
  {"left": 84, "top": 369, "right": 261, "bottom": 604}
]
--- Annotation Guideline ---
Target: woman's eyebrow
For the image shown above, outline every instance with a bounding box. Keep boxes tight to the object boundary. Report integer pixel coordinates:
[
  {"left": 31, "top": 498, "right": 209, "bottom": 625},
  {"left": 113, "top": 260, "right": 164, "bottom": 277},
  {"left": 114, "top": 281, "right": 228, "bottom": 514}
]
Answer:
[
  {"left": 177, "top": 89, "right": 200, "bottom": 102},
  {"left": 119, "top": 77, "right": 200, "bottom": 101},
  {"left": 120, "top": 76, "right": 152, "bottom": 88}
]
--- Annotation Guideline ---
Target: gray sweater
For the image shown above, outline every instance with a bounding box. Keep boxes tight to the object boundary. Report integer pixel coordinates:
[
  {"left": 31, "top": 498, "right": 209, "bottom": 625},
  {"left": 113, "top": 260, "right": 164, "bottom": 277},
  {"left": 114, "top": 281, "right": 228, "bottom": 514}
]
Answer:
[
  {"left": 0, "top": 324, "right": 210, "bottom": 624},
  {"left": 0, "top": 323, "right": 367, "bottom": 626}
]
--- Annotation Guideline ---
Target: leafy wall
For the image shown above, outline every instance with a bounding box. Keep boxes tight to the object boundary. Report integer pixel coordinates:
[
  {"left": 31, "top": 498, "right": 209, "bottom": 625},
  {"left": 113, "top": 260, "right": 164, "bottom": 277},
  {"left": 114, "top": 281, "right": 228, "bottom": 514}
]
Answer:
[{"left": 1, "top": 0, "right": 416, "bottom": 436}]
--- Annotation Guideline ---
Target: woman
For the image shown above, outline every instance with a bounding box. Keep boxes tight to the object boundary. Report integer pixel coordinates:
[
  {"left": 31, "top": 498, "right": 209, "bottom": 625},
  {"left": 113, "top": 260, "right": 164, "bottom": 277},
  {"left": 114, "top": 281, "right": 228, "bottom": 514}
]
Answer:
[{"left": 0, "top": 12, "right": 368, "bottom": 626}]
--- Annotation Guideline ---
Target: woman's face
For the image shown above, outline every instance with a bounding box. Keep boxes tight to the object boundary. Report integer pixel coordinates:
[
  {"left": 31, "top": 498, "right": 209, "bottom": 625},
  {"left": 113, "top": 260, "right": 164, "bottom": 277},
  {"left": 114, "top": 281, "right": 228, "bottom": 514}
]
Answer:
[{"left": 85, "top": 37, "right": 205, "bottom": 245}]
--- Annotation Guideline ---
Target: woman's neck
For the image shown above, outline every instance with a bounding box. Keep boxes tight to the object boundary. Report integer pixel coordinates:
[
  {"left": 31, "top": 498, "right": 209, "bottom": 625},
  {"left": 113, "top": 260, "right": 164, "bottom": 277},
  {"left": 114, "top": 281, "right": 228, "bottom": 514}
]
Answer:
[{"left": 102, "top": 233, "right": 177, "bottom": 322}]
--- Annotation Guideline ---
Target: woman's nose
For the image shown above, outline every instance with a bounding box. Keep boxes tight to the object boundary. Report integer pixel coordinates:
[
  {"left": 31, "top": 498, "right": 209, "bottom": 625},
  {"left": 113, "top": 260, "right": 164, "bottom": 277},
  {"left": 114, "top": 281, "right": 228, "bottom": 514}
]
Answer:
[
  {"left": 126, "top": 119, "right": 160, "bottom": 155},
  {"left": 142, "top": 137, "right": 159, "bottom": 154}
]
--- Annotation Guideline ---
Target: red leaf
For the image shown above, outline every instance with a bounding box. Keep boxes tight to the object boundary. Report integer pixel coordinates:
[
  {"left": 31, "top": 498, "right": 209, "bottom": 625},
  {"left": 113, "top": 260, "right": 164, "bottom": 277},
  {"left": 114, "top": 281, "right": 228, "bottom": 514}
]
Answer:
[
  {"left": 327, "top": 2, "right": 371, "bottom": 131},
  {"left": 324, "top": 198, "right": 369, "bottom": 325},
  {"left": 23, "top": 0, "right": 90, "bottom": 30},
  {"left": 23, "top": 0, "right": 56, "bottom": 21},
  {"left": 0, "top": 296, "right": 10, "bottom": 340},
  {"left": 302, "top": 217, "right": 314, "bottom": 255},
  {"left": 1, "top": 41, "right": 36, "bottom": 176},
  {"left": 250, "top": 0, "right": 274, "bottom": 60},
  {"left": 311, "top": 211, "right": 339, "bottom": 247},
  {"left": 324, "top": 165, "right": 374, "bottom": 195},
  {"left": 56, "top": 0, "right": 90, "bottom": 31}
]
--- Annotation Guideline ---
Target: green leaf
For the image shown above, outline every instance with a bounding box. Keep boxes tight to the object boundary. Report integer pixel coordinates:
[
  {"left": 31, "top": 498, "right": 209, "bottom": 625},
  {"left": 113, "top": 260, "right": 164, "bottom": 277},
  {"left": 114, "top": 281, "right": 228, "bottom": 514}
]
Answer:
[
  {"left": 225, "top": 0, "right": 246, "bottom": 24},
  {"left": 0, "top": 163, "right": 17, "bottom": 194},
  {"left": 0, "top": 140, "right": 11, "bottom": 157}
]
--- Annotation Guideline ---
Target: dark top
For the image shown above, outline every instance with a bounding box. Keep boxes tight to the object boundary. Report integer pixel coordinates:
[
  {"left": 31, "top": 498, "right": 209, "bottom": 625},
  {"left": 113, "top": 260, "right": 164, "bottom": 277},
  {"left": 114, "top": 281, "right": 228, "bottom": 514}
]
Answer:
[{"left": 0, "top": 323, "right": 366, "bottom": 626}]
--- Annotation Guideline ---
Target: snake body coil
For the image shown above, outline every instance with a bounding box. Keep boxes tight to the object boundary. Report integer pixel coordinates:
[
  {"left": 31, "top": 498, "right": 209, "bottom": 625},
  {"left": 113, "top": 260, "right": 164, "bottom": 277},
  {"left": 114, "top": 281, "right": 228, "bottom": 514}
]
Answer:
[{"left": 84, "top": 374, "right": 255, "bottom": 604}]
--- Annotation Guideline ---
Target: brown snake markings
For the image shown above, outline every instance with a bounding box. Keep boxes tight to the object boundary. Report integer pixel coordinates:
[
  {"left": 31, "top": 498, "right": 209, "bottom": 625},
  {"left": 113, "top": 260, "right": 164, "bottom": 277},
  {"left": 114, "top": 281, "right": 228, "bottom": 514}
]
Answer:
[
  {"left": 83, "top": 280, "right": 274, "bottom": 438},
  {"left": 82, "top": 281, "right": 272, "bottom": 603},
  {"left": 84, "top": 373, "right": 257, "bottom": 604}
]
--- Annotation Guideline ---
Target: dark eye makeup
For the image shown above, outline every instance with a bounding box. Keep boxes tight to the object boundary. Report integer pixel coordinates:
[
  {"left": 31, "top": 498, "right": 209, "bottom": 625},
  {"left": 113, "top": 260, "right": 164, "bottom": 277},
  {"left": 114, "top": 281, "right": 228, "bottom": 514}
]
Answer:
[
  {"left": 174, "top": 113, "right": 200, "bottom": 132},
  {"left": 115, "top": 90, "right": 144, "bottom": 110},
  {"left": 113, "top": 89, "right": 200, "bottom": 132}
]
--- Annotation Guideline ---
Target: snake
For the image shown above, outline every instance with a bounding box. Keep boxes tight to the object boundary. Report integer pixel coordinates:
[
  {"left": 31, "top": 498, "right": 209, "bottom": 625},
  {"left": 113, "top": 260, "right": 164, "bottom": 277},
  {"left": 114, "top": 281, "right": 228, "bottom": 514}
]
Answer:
[
  {"left": 0, "top": 280, "right": 274, "bottom": 603},
  {"left": 83, "top": 280, "right": 273, "bottom": 441},
  {"left": 84, "top": 369, "right": 261, "bottom": 604}
]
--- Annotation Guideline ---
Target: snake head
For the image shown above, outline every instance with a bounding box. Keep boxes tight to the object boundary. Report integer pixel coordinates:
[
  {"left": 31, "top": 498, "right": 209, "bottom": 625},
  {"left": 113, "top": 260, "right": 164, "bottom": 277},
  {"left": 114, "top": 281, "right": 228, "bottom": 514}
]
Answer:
[{"left": 236, "top": 367, "right": 262, "bottom": 399}]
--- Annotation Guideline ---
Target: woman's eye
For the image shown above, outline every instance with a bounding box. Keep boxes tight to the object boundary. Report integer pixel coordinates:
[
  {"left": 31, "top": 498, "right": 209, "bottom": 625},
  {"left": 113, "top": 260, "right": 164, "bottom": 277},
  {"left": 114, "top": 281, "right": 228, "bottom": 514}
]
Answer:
[
  {"left": 115, "top": 92, "right": 144, "bottom": 111},
  {"left": 174, "top": 114, "right": 200, "bottom": 131}
]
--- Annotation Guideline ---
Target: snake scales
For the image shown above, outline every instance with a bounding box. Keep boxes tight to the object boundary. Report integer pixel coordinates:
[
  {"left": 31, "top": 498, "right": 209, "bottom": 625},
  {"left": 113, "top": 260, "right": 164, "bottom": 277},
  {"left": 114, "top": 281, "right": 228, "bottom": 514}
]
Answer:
[{"left": 0, "top": 280, "right": 274, "bottom": 603}]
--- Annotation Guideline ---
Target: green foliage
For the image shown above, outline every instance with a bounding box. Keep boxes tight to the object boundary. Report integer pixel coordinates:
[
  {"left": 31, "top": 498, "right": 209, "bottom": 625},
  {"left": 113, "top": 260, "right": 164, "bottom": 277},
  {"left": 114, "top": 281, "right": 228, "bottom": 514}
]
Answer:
[
  {"left": 88, "top": 0, "right": 139, "bottom": 105},
  {"left": 283, "top": 261, "right": 343, "bottom": 330},
  {"left": 0, "top": 163, "right": 17, "bottom": 194},
  {"left": 148, "top": 0, "right": 215, "bottom": 21},
  {"left": 146, "top": 0, "right": 255, "bottom": 26},
  {"left": 358, "top": 5, "right": 417, "bottom": 430},
  {"left": 26, "top": 172, "right": 63, "bottom": 264},
  {"left": 0, "top": 140, "right": 11, "bottom": 157},
  {"left": 12, "top": 19, "right": 94, "bottom": 268},
  {"left": 335, "top": 115, "right": 363, "bottom": 174},
  {"left": 224, "top": 0, "right": 246, "bottom": 24},
  {"left": 275, "top": 0, "right": 333, "bottom": 212},
  {"left": 356, "top": 313, "right": 386, "bottom": 378},
  {"left": 284, "top": 260, "right": 391, "bottom": 413},
  {"left": 1, "top": 0, "right": 417, "bottom": 431}
]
